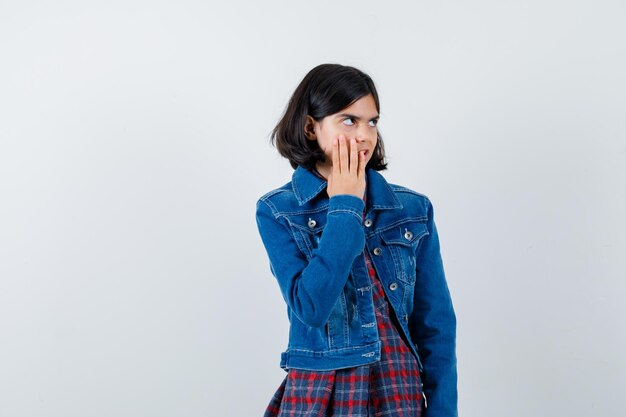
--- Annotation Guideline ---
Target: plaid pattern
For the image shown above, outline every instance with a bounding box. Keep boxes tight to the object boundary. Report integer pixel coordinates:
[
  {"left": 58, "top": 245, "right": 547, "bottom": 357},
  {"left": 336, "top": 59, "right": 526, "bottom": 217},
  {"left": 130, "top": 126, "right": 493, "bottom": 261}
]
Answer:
[{"left": 263, "top": 192, "right": 424, "bottom": 417}]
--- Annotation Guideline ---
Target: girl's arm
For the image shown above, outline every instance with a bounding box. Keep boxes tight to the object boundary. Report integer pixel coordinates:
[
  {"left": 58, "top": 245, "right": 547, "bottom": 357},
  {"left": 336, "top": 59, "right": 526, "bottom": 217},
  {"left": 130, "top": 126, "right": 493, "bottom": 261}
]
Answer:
[
  {"left": 409, "top": 197, "right": 458, "bottom": 417},
  {"left": 255, "top": 193, "right": 365, "bottom": 328}
]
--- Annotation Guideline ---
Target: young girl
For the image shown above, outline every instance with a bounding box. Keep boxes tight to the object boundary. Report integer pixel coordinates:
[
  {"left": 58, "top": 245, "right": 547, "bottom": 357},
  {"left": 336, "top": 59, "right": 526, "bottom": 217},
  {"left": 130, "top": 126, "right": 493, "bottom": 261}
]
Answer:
[{"left": 255, "top": 63, "right": 457, "bottom": 417}]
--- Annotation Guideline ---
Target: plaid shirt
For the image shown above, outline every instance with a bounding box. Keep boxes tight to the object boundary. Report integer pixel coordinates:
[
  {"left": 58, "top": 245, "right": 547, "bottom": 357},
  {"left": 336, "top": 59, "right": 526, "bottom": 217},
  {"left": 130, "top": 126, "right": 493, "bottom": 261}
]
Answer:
[{"left": 263, "top": 192, "right": 426, "bottom": 417}]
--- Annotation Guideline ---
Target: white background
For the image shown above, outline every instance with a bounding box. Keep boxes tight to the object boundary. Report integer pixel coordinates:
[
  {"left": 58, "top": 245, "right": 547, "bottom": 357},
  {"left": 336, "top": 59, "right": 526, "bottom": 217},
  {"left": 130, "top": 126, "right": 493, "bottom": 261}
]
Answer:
[{"left": 1, "top": 1, "right": 624, "bottom": 416}]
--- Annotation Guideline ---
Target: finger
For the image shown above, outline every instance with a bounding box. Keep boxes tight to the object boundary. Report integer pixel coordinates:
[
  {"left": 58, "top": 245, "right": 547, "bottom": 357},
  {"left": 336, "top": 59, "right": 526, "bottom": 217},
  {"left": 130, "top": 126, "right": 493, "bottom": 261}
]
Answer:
[
  {"left": 331, "top": 136, "right": 339, "bottom": 176},
  {"left": 339, "top": 135, "right": 348, "bottom": 175},
  {"left": 358, "top": 146, "right": 366, "bottom": 179},
  {"left": 350, "top": 137, "right": 358, "bottom": 174}
]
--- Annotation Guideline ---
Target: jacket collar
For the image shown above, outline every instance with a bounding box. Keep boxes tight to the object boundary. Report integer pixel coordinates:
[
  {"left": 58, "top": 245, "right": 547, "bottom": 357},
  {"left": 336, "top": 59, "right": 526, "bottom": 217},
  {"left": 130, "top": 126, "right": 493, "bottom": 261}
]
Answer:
[{"left": 291, "top": 165, "right": 403, "bottom": 210}]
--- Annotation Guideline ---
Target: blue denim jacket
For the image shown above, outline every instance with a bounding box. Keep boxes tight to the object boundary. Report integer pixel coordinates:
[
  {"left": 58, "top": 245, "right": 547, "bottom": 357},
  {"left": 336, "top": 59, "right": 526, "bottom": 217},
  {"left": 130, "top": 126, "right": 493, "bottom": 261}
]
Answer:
[{"left": 255, "top": 165, "right": 457, "bottom": 417}]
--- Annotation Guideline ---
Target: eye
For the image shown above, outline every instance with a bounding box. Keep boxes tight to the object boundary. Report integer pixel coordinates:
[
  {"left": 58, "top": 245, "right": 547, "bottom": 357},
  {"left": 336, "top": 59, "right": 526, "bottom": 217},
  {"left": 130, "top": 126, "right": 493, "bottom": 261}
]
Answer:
[
  {"left": 369, "top": 119, "right": 379, "bottom": 127},
  {"left": 342, "top": 117, "right": 355, "bottom": 126}
]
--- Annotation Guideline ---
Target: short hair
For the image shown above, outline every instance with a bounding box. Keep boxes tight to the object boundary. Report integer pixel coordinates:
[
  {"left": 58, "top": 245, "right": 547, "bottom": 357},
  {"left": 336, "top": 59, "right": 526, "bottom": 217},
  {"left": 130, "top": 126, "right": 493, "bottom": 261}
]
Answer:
[{"left": 269, "top": 63, "right": 388, "bottom": 171}]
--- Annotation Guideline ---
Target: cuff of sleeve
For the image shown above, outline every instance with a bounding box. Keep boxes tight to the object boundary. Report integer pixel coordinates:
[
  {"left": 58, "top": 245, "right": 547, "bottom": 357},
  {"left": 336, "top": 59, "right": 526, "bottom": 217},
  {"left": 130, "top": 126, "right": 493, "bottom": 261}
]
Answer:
[{"left": 328, "top": 194, "right": 365, "bottom": 220}]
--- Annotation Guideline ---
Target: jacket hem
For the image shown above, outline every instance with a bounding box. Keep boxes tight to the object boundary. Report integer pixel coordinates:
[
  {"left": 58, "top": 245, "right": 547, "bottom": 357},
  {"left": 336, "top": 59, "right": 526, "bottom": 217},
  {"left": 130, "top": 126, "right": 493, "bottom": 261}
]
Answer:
[{"left": 279, "top": 340, "right": 382, "bottom": 371}]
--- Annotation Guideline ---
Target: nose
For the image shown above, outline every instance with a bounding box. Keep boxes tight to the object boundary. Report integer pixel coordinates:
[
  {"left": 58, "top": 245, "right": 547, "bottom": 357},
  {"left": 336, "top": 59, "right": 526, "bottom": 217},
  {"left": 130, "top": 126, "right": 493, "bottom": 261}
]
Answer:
[
  {"left": 358, "top": 122, "right": 376, "bottom": 140},
  {"left": 355, "top": 127, "right": 375, "bottom": 145}
]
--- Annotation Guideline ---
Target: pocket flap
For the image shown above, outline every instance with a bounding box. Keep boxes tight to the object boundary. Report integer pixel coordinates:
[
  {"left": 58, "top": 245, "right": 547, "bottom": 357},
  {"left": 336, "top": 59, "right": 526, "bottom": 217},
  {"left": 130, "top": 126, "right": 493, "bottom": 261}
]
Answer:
[{"left": 380, "top": 221, "right": 428, "bottom": 247}]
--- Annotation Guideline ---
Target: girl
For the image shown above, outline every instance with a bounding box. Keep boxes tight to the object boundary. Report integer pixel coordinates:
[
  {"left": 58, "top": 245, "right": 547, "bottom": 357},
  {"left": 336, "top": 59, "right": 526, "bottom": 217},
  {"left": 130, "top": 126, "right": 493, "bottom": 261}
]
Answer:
[{"left": 255, "top": 63, "right": 457, "bottom": 417}]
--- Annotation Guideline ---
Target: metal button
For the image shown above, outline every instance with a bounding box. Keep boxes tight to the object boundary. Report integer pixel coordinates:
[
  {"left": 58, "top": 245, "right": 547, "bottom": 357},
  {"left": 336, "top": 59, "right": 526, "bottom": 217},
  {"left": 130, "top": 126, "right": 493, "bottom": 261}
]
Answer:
[
  {"left": 404, "top": 314, "right": 408, "bottom": 321},
  {"left": 389, "top": 282, "right": 398, "bottom": 290},
  {"left": 307, "top": 218, "right": 316, "bottom": 228},
  {"left": 373, "top": 247, "right": 382, "bottom": 256},
  {"left": 364, "top": 218, "right": 373, "bottom": 227},
  {"left": 404, "top": 229, "right": 413, "bottom": 240}
]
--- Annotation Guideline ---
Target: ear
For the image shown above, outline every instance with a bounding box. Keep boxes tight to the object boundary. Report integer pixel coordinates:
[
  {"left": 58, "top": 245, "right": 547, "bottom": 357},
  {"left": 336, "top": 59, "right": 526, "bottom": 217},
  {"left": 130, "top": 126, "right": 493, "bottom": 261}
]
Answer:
[{"left": 304, "top": 115, "right": 317, "bottom": 140}]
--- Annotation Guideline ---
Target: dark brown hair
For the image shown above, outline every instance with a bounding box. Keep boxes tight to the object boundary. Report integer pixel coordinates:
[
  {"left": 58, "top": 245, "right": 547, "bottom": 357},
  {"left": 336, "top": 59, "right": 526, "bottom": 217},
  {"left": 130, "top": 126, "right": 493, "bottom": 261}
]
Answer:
[{"left": 269, "top": 63, "right": 388, "bottom": 171}]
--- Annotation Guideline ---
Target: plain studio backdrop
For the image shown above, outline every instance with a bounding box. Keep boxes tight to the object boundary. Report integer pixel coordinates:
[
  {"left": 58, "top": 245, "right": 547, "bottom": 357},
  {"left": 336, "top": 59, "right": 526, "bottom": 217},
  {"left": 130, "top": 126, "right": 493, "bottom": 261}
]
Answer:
[{"left": 0, "top": 1, "right": 624, "bottom": 416}]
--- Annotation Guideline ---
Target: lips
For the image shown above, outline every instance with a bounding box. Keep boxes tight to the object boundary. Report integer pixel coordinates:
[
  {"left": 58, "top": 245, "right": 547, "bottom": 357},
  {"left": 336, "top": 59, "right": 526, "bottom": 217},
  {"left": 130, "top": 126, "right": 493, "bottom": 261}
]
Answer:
[{"left": 354, "top": 145, "right": 370, "bottom": 157}]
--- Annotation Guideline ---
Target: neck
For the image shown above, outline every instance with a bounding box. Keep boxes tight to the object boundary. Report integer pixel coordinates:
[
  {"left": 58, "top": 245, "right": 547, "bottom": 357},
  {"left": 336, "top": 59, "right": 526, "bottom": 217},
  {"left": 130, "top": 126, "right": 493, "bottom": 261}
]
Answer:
[{"left": 314, "top": 164, "right": 329, "bottom": 181}]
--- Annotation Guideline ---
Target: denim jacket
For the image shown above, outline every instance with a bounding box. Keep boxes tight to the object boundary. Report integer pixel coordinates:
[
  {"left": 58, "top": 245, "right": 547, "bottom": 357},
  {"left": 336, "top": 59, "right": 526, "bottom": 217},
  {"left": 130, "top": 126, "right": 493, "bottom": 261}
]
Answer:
[{"left": 255, "top": 165, "right": 457, "bottom": 417}]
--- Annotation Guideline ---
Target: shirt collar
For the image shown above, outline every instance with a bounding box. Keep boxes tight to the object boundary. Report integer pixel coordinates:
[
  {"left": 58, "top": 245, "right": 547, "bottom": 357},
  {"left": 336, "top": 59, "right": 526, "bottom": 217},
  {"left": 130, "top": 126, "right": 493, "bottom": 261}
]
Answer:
[{"left": 291, "top": 165, "right": 403, "bottom": 210}]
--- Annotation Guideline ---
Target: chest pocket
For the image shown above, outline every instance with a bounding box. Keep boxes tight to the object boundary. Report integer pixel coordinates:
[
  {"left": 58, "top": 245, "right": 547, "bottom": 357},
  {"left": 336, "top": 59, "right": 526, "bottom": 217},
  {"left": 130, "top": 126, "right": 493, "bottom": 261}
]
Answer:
[
  {"left": 380, "top": 220, "right": 429, "bottom": 283},
  {"left": 288, "top": 212, "right": 328, "bottom": 260}
]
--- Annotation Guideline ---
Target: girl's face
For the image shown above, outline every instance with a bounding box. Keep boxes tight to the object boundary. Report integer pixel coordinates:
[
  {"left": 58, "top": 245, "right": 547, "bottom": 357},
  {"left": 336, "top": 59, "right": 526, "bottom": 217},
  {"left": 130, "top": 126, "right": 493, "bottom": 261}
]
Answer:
[{"left": 305, "top": 93, "right": 379, "bottom": 177}]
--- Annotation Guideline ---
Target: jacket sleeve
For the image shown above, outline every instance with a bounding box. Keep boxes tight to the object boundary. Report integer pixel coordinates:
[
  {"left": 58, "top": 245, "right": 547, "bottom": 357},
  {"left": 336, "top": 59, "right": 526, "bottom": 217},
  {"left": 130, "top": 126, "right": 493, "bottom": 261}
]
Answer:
[
  {"left": 409, "top": 197, "right": 458, "bottom": 417},
  {"left": 255, "top": 194, "right": 366, "bottom": 328}
]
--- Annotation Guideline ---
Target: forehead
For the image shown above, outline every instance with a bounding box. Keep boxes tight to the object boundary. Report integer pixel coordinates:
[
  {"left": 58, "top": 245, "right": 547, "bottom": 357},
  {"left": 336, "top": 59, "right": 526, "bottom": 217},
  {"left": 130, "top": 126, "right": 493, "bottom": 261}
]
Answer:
[{"left": 334, "top": 94, "right": 378, "bottom": 118}]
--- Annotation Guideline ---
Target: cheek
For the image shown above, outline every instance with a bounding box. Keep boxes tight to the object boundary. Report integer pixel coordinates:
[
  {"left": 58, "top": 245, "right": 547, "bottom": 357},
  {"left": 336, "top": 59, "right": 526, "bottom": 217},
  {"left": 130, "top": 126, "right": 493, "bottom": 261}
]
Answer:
[
  {"left": 316, "top": 135, "right": 334, "bottom": 154},
  {"left": 340, "top": 125, "right": 353, "bottom": 135},
  {"left": 318, "top": 128, "right": 342, "bottom": 152}
]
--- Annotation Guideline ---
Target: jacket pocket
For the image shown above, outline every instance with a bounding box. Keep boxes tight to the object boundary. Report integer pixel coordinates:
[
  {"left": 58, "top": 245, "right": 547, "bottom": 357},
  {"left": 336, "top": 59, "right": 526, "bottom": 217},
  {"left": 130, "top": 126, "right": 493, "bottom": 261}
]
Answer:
[
  {"left": 325, "top": 291, "right": 348, "bottom": 348},
  {"left": 289, "top": 213, "right": 328, "bottom": 260},
  {"left": 380, "top": 220, "right": 429, "bottom": 284}
]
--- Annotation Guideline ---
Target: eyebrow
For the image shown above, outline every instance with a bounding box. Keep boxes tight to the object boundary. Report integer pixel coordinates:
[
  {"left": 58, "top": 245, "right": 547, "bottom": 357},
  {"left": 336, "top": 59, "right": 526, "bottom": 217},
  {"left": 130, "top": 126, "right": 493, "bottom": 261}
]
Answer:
[{"left": 336, "top": 113, "right": 380, "bottom": 121}]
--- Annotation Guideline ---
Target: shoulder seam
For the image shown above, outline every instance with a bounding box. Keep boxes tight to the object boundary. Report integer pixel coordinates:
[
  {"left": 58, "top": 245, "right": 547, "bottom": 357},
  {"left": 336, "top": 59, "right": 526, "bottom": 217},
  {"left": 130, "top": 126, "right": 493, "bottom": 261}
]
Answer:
[
  {"left": 256, "top": 197, "right": 281, "bottom": 219},
  {"left": 258, "top": 187, "right": 289, "bottom": 202},
  {"left": 389, "top": 184, "right": 431, "bottom": 202}
]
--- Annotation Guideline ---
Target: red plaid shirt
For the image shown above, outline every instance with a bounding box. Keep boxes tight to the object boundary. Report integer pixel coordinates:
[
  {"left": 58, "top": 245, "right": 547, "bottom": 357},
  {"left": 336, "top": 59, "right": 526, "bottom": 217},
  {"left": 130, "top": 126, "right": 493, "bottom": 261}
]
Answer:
[{"left": 263, "top": 192, "right": 425, "bottom": 417}]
